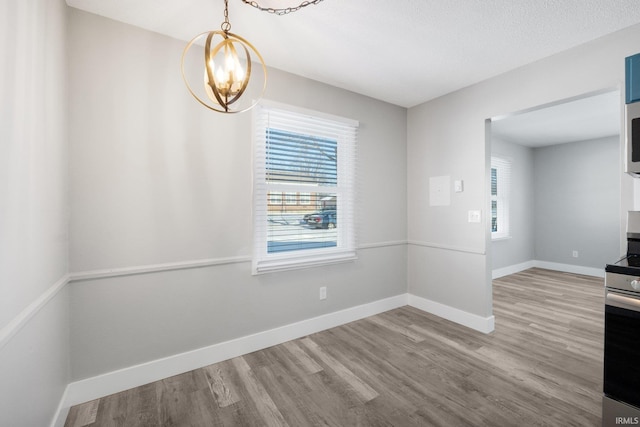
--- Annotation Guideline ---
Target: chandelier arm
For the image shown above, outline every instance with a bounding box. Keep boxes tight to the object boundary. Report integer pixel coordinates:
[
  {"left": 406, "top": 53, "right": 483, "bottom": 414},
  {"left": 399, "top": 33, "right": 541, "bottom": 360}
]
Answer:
[
  {"left": 226, "top": 43, "right": 252, "bottom": 106},
  {"left": 204, "top": 32, "right": 229, "bottom": 110},
  {"left": 181, "top": 34, "right": 224, "bottom": 112},
  {"left": 239, "top": 0, "right": 324, "bottom": 16}
]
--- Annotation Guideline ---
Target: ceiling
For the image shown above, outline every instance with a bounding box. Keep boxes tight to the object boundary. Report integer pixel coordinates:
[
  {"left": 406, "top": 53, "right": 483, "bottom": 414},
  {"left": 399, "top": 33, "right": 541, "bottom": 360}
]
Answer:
[
  {"left": 491, "top": 90, "right": 622, "bottom": 147},
  {"left": 66, "top": 0, "right": 640, "bottom": 108}
]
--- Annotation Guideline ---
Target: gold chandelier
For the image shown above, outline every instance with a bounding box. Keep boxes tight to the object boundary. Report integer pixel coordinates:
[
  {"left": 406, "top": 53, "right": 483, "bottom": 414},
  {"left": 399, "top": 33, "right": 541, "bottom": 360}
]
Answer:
[
  {"left": 181, "top": 0, "right": 267, "bottom": 114},
  {"left": 182, "top": 0, "right": 324, "bottom": 114}
]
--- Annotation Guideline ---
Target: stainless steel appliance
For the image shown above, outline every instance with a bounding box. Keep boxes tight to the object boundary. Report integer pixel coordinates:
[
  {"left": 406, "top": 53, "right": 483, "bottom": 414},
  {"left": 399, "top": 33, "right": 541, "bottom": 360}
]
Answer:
[
  {"left": 603, "top": 211, "right": 640, "bottom": 426},
  {"left": 626, "top": 53, "right": 640, "bottom": 176},
  {"left": 625, "top": 101, "right": 640, "bottom": 176}
]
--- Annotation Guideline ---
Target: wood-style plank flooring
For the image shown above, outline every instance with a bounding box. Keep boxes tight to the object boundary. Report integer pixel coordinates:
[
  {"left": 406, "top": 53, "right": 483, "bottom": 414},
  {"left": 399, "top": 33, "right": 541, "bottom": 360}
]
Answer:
[{"left": 65, "top": 268, "right": 605, "bottom": 426}]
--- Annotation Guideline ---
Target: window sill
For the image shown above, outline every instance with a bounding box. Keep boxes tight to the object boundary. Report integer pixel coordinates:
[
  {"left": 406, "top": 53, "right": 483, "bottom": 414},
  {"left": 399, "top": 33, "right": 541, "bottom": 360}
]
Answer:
[{"left": 252, "top": 249, "right": 358, "bottom": 274}]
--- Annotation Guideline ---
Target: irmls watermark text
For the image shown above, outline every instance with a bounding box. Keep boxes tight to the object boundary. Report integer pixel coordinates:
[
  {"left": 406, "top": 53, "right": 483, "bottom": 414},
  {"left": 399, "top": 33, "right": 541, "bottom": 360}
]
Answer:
[{"left": 616, "top": 417, "right": 640, "bottom": 425}]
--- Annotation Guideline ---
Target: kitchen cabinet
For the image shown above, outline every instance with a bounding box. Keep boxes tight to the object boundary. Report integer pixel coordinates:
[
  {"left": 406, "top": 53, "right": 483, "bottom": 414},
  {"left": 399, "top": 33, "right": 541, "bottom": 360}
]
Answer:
[{"left": 626, "top": 53, "right": 640, "bottom": 104}]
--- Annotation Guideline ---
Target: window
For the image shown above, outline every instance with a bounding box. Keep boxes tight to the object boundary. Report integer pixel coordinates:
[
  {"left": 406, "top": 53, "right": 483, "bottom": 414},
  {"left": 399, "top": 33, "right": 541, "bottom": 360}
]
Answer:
[
  {"left": 491, "top": 156, "right": 511, "bottom": 240},
  {"left": 284, "top": 192, "right": 297, "bottom": 205},
  {"left": 252, "top": 101, "right": 358, "bottom": 274},
  {"left": 268, "top": 192, "right": 282, "bottom": 205},
  {"left": 299, "top": 192, "right": 311, "bottom": 205}
]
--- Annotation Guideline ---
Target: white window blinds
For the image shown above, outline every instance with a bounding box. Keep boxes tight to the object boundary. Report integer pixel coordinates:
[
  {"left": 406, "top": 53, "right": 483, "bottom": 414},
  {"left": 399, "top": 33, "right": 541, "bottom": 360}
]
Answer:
[
  {"left": 491, "top": 156, "right": 511, "bottom": 240},
  {"left": 252, "top": 102, "right": 358, "bottom": 274}
]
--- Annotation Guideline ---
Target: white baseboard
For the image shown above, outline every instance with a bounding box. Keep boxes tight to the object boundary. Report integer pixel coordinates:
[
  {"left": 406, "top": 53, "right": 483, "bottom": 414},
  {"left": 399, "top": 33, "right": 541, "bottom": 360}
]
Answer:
[
  {"left": 56, "top": 294, "right": 408, "bottom": 420},
  {"left": 407, "top": 294, "right": 495, "bottom": 334},
  {"left": 533, "top": 260, "right": 604, "bottom": 278},
  {"left": 492, "top": 260, "right": 604, "bottom": 279},
  {"left": 492, "top": 261, "right": 536, "bottom": 279}
]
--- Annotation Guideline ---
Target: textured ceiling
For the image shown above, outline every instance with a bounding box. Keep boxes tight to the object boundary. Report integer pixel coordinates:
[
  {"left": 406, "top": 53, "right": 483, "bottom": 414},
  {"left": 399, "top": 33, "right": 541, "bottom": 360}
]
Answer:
[
  {"left": 491, "top": 90, "right": 621, "bottom": 147},
  {"left": 66, "top": 0, "right": 640, "bottom": 108}
]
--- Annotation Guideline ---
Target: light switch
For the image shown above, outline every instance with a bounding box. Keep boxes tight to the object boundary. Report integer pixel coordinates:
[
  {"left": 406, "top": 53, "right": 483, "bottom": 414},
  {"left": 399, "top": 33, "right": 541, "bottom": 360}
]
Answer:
[
  {"left": 468, "top": 210, "right": 481, "bottom": 223},
  {"left": 454, "top": 180, "right": 464, "bottom": 193}
]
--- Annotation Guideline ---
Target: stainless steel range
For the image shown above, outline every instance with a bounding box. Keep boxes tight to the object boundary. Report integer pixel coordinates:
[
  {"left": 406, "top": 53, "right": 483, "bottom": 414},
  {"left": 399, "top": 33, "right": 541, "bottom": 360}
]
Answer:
[{"left": 603, "top": 211, "right": 640, "bottom": 426}]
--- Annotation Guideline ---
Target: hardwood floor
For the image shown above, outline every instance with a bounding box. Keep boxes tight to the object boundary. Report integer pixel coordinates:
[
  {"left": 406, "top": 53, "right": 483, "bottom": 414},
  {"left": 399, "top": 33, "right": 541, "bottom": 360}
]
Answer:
[{"left": 65, "top": 268, "right": 605, "bottom": 426}]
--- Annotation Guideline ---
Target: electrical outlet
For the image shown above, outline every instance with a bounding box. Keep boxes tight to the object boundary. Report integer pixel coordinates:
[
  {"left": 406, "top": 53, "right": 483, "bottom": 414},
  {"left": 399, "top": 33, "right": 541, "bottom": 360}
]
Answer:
[
  {"left": 572, "top": 250, "right": 579, "bottom": 258},
  {"left": 468, "top": 210, "right": 481, "bottom": 223},
  {"left": 319, "top": 286, "right": 327, "bottom": 300}
]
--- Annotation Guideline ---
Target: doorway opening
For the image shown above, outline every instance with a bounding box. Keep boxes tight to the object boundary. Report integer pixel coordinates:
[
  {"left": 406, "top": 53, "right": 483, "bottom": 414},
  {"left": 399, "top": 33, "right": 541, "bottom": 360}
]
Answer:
[{"left": 487, "top": 89, "right": 628, "bottom": 283}]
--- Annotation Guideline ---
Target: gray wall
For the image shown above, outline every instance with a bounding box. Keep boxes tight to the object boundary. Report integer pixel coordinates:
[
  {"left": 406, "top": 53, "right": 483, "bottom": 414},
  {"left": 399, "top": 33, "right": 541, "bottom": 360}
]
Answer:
[
  {"left": 534, "top": 136, "right": 620, "bottom": 268},
  {"left": 490, "top": 137, "right": 535, "bottom": 270},
  {"left": 408, "top": 23, "right": 639, "bottom": 319},
  {"left": 491, "top": 135, "right": 621, "bottom": 272},
  {"left": 67, "top": 9, "right": 408, "bottom": 380},
  {"left": 0, "top": 0, "right": 70, "bottom": 425}
]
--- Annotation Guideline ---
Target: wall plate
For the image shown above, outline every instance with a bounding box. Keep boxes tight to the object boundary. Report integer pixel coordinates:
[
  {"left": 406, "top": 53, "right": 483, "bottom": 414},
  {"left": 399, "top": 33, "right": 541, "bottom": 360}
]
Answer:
[{"left": 468, "top": 210, "right": 482, "bottom": 223}]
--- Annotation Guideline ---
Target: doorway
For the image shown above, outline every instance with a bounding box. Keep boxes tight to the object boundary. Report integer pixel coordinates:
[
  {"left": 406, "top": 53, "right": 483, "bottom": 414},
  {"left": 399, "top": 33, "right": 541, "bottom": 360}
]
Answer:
[{"left": 487, "top": 89, "right": 628, "bottom": 280}]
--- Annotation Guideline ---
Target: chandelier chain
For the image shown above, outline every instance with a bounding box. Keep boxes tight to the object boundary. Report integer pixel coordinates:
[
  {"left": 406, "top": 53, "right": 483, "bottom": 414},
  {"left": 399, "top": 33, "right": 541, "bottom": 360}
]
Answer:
[
  {"left": 221, "top": 0, "right": 232, "bottom": 32},
  {"left": 240, "top": 0, "right": 324, "bottom": 16}
]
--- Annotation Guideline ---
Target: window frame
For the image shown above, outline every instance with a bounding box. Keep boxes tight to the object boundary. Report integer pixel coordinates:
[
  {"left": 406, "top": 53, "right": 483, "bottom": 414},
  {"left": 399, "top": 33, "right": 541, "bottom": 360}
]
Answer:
[
  {"left": 299, "top": 192, "right": 311, "bottom": 205},
  {"left": 252, "top": 101, "right": 358, "bottom": 274},
  {"left": 284, "top": 192, "right": 297, "bottom": 205},
  {"left": 491, "top": 156, "right": 511, "bottom": 240},
  {"left": 268, "top": 191, "right": 282, "bottom": 205}
]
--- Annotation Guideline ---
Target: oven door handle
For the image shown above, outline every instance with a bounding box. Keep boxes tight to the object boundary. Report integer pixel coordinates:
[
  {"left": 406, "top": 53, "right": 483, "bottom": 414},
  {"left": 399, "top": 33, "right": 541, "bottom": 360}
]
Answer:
[{"left": 607, "top": 292, "right": 640, "bottom": 312}]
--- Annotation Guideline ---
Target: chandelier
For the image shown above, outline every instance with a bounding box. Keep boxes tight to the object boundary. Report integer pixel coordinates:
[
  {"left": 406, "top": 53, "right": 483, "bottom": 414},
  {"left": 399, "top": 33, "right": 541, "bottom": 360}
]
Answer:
[{"left": 181, "top": 0, "right": 324, "bottom": 114}]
